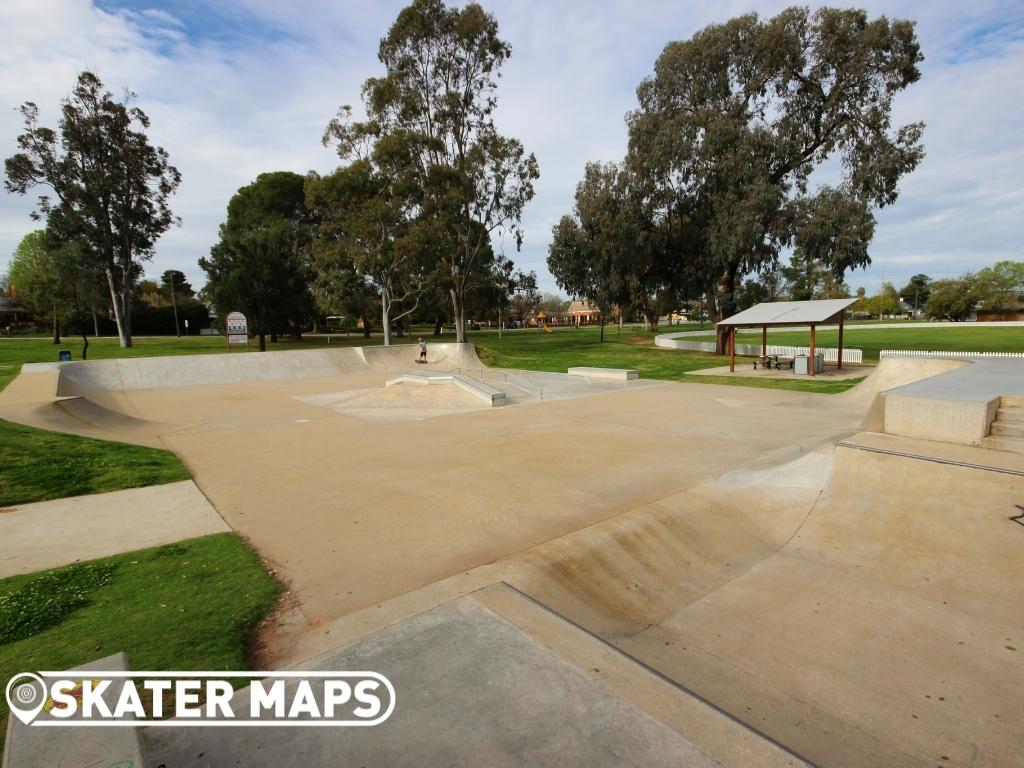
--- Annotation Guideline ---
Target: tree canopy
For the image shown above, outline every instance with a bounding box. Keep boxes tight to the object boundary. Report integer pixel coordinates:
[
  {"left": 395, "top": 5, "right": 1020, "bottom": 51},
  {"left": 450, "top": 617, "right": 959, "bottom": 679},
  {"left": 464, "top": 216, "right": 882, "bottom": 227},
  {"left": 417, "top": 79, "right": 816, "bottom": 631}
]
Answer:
[
  {"left": 4, "top": 71, "right": 181, "bottom": 347},
  {"left": 200, "top": 172, "right": 314, "bottom": 350},
  {"left": 325, "top": 0, "right": 539, "bottom": 342},
  {"left": 550, "top": 7, "right": 923, "bottom": 346}
]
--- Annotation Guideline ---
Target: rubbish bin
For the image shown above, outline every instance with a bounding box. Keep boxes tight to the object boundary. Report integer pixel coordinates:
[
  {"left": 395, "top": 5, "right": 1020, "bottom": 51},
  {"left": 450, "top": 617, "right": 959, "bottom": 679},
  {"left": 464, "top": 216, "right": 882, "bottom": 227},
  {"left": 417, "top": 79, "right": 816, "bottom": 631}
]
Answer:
[
  {"left": 58, "top": 350, "right": 72, "bottom": 362},
  {"left": 794, "top": 354, "right": 824, "bottom": 375}
]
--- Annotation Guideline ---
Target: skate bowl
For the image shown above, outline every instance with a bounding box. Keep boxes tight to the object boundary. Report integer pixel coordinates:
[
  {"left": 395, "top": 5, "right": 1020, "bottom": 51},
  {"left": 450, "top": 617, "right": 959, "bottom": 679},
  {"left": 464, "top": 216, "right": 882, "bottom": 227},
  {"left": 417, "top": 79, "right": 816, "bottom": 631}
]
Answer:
[
  {"left": 3, "top": 345, "right": 1023, "bottom": 767},
  {"left": 0, "top": 343, "right": 490, "bottom": 438},
  {"left": 487, "top": 431, "right": 1024, "bottom": 767},
  {"left": 19, "top": 342, "right": 487, "bottom": 394}
]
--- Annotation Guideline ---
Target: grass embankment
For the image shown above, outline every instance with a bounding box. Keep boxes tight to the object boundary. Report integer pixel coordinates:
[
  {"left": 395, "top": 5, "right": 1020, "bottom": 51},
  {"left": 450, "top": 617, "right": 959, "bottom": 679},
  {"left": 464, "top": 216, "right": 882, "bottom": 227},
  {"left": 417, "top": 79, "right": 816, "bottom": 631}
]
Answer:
[
  {"left": 684, "top": 325, "right": 1024, "bottom": 362},
  {"left": 0, "top": 533, "right": 282, "bottom": 754},
  {"left": 0, "top": 419, "right": 191, "bottom": 507}
]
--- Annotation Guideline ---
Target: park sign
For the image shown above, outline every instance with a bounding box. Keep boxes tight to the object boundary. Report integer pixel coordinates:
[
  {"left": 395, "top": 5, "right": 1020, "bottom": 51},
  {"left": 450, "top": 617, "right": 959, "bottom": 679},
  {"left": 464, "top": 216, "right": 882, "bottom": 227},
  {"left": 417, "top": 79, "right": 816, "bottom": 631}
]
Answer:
[{"left": 226, "top": 311, "right": 248, "bottom": 345}]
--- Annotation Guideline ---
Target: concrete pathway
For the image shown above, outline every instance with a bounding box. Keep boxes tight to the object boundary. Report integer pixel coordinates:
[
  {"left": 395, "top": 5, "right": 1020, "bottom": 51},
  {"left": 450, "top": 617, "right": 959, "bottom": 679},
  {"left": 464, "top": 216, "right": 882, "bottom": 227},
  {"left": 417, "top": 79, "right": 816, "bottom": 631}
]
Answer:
[{"left": 0, "top": 480, "right": 230, "bottom": 577}]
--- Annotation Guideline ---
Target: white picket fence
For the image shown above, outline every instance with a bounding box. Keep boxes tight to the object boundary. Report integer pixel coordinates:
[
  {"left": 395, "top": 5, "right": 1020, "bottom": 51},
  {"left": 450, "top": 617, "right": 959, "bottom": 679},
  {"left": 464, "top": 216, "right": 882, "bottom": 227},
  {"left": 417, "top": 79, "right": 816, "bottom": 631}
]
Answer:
[
  {"left": 761, "top": 345, "right": 862, "bottom": 364},
  {"left": 880, "top": 349, "right": 1024, "bottom": 359},
  {"left": 654, "top": 333, "right": 863, "bottom": 364}
]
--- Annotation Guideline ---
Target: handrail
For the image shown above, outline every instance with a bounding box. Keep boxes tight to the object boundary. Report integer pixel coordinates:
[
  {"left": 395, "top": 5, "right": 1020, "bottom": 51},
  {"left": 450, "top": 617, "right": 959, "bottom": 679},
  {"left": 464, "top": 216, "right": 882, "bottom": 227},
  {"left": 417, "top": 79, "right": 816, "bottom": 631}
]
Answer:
[{"left": 450, "top": 367, "right": 543, "bottom": 399}]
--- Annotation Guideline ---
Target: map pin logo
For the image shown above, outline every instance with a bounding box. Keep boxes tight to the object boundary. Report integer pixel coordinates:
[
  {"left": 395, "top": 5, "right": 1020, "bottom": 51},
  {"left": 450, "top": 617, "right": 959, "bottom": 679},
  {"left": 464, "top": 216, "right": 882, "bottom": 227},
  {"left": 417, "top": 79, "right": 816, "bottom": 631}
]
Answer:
[{"left": 5, "top": 673, "right": 46, "bottom": 725}]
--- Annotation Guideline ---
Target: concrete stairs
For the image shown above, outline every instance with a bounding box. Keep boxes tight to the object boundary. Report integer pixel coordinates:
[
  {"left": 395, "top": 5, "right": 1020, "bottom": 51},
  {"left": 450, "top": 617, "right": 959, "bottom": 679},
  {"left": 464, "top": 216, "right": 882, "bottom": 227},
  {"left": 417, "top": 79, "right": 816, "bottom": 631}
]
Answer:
[{"left": 982, "top": 396, "right": 1024, "bottom": 454}]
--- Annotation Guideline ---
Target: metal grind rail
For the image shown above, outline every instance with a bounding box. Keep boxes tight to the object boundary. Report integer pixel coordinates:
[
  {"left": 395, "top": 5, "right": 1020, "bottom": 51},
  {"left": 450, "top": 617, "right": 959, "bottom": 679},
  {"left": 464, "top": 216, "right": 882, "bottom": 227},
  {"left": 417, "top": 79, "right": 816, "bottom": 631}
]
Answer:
[{"left": 450, "top": 367, "right": 544, "bottom": 399}]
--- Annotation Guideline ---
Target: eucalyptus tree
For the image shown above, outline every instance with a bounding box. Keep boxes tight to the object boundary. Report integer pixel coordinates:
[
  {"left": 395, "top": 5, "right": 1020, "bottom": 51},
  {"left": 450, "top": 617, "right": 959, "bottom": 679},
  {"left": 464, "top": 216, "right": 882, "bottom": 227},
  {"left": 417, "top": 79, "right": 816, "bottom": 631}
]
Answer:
[
  {"left": 627, "top": 7, "right": 924, "bottom": 349},
  {"left": 548, "top": 162, "right": 679, "bottom": 336},
  {"left": 327, "top": 0, "right": 539, "bottom": 342},
  {"left": 200, "top": 172, "right": 314, "bottom": 351},
  {"left": 307, "top": 156, "right": 430, "bottom": 346},
  {"left": 5, "top": 71, "right": 181, "bottom": 347}
]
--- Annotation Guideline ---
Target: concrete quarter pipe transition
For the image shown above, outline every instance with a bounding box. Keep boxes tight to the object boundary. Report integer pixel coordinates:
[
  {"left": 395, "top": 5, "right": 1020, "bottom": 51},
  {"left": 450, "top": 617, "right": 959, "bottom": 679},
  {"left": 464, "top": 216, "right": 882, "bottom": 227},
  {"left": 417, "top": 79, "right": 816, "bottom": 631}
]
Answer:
[{"left": 0, "top": 344, "right": 1021, "bottom": 768}]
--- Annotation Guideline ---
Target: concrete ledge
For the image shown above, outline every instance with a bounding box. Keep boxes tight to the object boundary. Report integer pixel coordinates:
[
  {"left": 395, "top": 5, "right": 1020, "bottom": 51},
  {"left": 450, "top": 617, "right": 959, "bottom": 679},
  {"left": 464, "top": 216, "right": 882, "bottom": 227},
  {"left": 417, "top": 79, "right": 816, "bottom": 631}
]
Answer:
[
  {"left": 386, "top": 372, "right": 506, "bottom": 406},
  {"left": 567, "top": 367, "right": 639, "bottom": 381},
  {"left": 883, "top": 393, "right": 998, "bottom": 446}
]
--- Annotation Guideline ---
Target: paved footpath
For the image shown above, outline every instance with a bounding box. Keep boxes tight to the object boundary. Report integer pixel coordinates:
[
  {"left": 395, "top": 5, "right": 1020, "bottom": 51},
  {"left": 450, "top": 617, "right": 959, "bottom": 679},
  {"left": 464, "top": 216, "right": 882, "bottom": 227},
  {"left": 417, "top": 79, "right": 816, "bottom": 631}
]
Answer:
[{"left": 0, "top": 480, "right": 231, "bottom": 577}]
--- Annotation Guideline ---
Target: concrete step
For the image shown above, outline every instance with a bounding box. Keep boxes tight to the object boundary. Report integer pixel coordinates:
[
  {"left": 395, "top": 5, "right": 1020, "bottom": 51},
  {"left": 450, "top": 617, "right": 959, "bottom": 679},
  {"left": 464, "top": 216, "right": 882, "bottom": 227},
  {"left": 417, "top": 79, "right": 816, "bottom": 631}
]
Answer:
[
  {"left": 981, "top": 434, "right": 1024, "bottom": 455},
  {"left": 995, "top": 407, "right": 1024, "bottom": 423},
  {"left": 990, "top": 421, "right": 1024, "bottom": 438},
  {"left": 1000, "top": 395, "right": 1024, "bottom": 408}
]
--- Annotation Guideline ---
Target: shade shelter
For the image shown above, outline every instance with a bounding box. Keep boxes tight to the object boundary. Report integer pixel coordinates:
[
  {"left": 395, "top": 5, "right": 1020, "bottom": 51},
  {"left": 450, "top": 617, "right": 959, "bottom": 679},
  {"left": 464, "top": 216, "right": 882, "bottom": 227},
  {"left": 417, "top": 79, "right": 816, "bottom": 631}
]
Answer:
[{"left": 716, "top": 298, "right": 858, "bottom": 376}]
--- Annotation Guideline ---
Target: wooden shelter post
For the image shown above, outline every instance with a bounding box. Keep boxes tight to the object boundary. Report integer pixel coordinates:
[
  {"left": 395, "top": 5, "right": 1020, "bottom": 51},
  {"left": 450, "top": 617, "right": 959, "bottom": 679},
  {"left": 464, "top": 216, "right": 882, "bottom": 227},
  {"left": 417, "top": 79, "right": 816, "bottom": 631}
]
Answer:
[
  {"left": 761, "top": 325, "right": 767, "bottom": 358},
  {"left": 809, "top": 324, "right": 816, "bottom": 377},
  {"left": 729, "top": 326, "right": 736, "bottom": 372},
  {"left": 837, "top": 314, "right": 845, "bottom": 370}
]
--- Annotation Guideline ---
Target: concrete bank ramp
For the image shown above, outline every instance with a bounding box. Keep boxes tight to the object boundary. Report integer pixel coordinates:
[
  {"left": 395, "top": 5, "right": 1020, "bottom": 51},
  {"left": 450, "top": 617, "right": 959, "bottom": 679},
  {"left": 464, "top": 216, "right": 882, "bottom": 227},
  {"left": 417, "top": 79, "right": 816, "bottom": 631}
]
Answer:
[{"left": 503, "top": 440, "right": 1024, "bottom": 767}]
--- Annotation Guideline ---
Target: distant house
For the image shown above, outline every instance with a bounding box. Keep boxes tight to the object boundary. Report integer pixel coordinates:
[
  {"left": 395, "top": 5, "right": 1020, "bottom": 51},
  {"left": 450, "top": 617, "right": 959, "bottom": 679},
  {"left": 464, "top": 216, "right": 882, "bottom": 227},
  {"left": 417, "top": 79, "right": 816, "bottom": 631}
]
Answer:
[
  {"left": 567, "top": 300, "right": 601, "bottom": 326},
  {"left": 976, "top": 304, "right": 1024, "bottom": 322},
  {"left": 896, "top": 299, "right": 924, "bottom": 319},
  {"left": 0, "top": 293, "right": 28, "bottom": 333}
]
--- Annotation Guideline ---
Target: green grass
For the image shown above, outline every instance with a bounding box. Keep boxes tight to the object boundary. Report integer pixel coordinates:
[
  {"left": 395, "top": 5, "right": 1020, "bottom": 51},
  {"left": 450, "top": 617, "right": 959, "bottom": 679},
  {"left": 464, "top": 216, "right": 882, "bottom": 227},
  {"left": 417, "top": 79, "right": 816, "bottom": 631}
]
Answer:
[
  {"left": 685, "top": 325, "right": 1024, "bottom": 362},
  {"left": 475, "top": 326, "right": 736, "bottom": 378},
  {"left": 0, "top": 532, "right": 282, "bottom": 753},
  {"left": 0, "top": 419, "right": 191, "bottom": 507},
  {"left": 683, "top": 374, "right": 865, "bottom": 394}
]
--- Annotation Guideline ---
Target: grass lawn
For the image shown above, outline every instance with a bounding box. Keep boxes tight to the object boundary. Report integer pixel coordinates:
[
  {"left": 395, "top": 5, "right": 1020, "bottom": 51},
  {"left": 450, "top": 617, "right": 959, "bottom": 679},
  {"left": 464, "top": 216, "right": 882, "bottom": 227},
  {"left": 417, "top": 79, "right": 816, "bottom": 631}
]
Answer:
[
  {"left": 685, "top": 325, "right": 1024, "bottom": 361},
  {"left": 0, "top": 532, "right": 282, "bottom": 753},
  {"left": 0, "top": 419, "right": 191, "bottom": 507}
]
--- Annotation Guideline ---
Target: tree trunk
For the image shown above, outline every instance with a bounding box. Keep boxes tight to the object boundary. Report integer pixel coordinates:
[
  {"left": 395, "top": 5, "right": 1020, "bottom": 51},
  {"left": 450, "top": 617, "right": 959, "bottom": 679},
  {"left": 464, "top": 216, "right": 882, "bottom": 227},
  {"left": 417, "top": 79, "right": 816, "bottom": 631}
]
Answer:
[
  {"left": 433, "top": 316, "right": 442, "bottom": 336},
  {"left": 105, "top": 268, "right": 130, "bottom": 348},
  {"left": 450, "top": 287, "right": 466, "bottom": 343},
  {"left": 52, "top": 308, "right": 60, "bottom": 344},
  {"left": 258, "top": 333, "right": 266, "bottom": 352},
  {"left": 81, "top": 332, "right": 89, "bottom": 360},
  {"left": 599, "top": 311, "right": 605, "bottom": 342},
  {"left": 646, "top": 308, "right": 659, "bottom": 333},
  {"left": 381, "top": 288, "right": 392, "bottom": 346},
  {"left": 714, "top": 270, "right": 738, "bottom": 355},
  {"left": 362, "top": 317, "right": 371, "bottom": 338},
  {"left": 92, "top": 309, "right": 100, "bottom": 338},
  {"left": 270, "top": 332, "right": 278, "bottom": 343}
]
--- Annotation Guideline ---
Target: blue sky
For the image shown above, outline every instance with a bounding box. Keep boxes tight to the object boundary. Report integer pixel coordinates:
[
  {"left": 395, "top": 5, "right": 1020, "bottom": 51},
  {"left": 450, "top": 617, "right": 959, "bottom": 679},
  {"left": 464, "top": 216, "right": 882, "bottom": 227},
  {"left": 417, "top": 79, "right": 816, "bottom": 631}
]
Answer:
[{"left": 2, "top": 0, "right": 1022, "bottom": 297}]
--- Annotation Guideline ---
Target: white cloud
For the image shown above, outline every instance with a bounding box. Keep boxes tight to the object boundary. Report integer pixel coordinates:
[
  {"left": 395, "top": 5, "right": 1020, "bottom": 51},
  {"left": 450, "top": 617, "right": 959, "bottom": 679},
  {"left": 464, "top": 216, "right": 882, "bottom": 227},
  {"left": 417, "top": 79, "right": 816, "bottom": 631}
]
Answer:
[{"left": 1, "top": 0, "right": 1021, "bottom": 298}]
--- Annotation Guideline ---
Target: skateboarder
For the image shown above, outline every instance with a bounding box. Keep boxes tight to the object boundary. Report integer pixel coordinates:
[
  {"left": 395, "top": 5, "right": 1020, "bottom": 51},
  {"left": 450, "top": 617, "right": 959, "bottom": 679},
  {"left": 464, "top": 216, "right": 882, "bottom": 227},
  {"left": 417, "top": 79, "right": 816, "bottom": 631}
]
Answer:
[{"left": 417, "top": 338, "right": 427, "bottom": 364}]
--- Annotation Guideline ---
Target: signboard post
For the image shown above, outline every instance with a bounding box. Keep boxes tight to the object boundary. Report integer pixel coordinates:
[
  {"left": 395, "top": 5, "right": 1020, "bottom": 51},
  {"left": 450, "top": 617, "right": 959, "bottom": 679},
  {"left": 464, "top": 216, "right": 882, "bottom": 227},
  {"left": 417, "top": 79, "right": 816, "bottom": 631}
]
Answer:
[{"left": 225, "top": 311, "right": 248, "bottom": 352}]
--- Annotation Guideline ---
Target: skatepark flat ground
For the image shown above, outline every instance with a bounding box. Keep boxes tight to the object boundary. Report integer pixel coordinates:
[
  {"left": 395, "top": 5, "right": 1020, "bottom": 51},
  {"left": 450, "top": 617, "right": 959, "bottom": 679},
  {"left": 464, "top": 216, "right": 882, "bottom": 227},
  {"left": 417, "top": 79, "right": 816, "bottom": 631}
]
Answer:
[{"left": 1, "top": 345, "right": 1021, "bottom": 767}]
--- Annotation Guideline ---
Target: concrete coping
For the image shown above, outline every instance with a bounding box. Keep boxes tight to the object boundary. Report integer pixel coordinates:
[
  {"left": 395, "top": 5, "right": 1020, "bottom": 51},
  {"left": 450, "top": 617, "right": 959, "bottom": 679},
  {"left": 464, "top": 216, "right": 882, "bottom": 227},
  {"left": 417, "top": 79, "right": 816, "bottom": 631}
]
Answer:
[
  {"left": 385, "top": 371, "right": 506, "bottom": 406},
  {"left": 567, "top": 367, "right": 639, "bottom": 381}
]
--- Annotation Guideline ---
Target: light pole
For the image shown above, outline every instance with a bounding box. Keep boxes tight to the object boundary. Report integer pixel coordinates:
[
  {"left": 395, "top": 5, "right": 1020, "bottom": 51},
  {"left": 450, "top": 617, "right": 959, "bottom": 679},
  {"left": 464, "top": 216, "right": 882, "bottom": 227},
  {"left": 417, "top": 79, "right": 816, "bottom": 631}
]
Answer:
[{"left": 169, "top": 272, "right": 181, "bottom": 338}]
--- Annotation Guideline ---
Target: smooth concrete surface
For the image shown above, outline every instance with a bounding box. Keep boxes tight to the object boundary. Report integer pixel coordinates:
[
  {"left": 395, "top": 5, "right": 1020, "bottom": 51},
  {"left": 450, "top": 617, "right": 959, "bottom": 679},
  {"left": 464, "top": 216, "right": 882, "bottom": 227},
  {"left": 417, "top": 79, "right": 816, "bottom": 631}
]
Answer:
[
  {"left": 21, "top": 343, "right": 484, "bottom": 392},
  {"left": 883, "top": 392, "right": 997, "bottom": 444},
  {"left": 0, "top": 481, "right": 229, "bottom": 577},
  {"left": 3, "top": 652, "right": 146, "bottom": 768},
  {"left": 145, "top": 598, "right": 732, "bottom": 768},
  {"left": 2, "top": 350, "right": 1022, "bottom": 766},
  {"left": 385, "top": 370, "right": 507, "bottom": 405}
]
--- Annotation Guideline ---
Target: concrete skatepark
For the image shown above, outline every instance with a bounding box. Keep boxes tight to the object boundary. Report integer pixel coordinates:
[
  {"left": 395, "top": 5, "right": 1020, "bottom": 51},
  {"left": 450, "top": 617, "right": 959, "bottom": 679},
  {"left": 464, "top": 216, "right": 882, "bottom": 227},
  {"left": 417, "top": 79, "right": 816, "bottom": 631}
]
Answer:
[{"left": 1, "top": 343, "right": 1022, "bottom": 767}]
